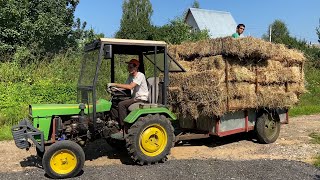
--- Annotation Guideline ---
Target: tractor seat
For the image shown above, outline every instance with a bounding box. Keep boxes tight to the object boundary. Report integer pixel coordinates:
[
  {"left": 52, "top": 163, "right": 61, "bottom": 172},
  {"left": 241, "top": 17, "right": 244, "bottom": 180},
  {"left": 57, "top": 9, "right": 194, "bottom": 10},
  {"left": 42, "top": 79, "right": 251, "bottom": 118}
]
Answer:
[{"left": 128, "top": 77, "right": 160, "bottom": 111}]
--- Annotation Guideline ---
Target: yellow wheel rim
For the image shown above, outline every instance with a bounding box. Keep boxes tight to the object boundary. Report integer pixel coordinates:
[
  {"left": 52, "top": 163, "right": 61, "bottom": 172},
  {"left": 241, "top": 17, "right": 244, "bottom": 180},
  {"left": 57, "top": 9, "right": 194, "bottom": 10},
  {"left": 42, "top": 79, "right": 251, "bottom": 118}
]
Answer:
[
  {"left": 139, "top": 124, "right": 168, "bottom": 157},
  {"left": 50, "top": 149, "right": 77, "bottom": 175}
]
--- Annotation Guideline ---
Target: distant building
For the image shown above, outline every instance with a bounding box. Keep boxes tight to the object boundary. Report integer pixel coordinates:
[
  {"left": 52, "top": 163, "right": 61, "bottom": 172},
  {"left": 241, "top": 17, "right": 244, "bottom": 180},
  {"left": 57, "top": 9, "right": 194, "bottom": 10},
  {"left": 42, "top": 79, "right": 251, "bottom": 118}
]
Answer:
[
  {"left": 185, "top": 8, "right": 237, "bottom": 38},
  {"left": 310, "top": 43, "right": 320, "bottom": 48}
]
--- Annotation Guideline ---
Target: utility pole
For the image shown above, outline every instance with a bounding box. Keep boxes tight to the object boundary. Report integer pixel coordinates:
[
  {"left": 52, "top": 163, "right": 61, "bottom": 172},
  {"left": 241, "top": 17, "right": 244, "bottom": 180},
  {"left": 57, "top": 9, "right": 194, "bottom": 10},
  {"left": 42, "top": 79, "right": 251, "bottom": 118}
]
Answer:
[{"left": 269, "top": 25, "right": 272, "bottom": 42}]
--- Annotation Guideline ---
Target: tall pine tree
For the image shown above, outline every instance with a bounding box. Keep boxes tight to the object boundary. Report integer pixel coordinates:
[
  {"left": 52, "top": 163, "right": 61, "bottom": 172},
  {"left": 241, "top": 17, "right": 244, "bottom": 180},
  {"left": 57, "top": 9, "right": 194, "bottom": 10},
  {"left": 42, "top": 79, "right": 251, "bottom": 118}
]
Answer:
[{"left": 116, "top": 0, "right": 153, "bottom": 40}]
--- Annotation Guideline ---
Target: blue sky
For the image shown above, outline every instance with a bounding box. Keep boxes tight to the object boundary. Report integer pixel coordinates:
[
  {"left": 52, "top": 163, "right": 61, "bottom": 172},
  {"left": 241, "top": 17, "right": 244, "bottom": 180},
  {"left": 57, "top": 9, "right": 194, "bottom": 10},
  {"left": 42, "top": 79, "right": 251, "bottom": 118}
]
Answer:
[{"left": 75, "top": 0, "right": 320, "bottom": 43}]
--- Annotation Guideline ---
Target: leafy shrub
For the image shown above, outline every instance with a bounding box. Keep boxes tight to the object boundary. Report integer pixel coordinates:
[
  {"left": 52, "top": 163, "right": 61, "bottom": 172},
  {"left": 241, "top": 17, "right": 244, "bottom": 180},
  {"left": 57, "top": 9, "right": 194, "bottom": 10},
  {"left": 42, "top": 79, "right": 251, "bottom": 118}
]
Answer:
[{"left": 0, "top": 51, "right": 81, "bottom": 126}]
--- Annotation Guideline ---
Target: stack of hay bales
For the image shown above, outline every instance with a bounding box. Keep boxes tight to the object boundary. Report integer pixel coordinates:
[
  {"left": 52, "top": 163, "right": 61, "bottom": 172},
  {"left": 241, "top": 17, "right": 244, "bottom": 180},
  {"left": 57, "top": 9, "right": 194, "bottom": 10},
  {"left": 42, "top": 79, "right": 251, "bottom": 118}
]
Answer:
[{"left": 167, "top": 37, "right": 305, "bottom": 124}]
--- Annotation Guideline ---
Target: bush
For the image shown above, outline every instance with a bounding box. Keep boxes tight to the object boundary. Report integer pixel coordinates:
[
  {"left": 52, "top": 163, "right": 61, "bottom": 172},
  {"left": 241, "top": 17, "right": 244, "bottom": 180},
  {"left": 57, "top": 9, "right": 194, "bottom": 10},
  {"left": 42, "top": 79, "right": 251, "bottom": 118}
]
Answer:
[
  {"left": 0, "top": 49, "right": 132, "bottom": 126},
  {"left": 0, "top": 51, "right": 81, "bottom": 126}
]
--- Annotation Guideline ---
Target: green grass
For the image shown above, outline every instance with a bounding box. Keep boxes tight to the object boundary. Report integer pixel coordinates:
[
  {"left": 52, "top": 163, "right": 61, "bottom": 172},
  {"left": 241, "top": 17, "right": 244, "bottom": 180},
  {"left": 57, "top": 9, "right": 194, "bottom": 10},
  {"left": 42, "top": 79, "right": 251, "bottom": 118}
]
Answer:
[
  {"left": 315, "top": 156, "right": 320, "bottom": 168},
  {"left": 289, "top": 66, "right": 320, "bottom": 117},
  {"left": 0, "top": 125, "right": 13, "bottom": 141},
  {"left": 309, "top": 132, "right": 320, "bottom": 168},
  {"left": 310, "top": 132, "right": 320, "bottom": 144},
  {"left": 290, "top": 105, "right": 320, "bottom": 117}
]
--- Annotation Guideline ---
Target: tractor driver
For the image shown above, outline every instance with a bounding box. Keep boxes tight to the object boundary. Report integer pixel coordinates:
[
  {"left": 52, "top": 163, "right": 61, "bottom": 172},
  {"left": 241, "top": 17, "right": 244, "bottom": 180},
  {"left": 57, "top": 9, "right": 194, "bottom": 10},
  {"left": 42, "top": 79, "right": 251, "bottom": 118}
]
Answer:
[{"left": 108, "top": 59, "right": 149, "bottom": 137}]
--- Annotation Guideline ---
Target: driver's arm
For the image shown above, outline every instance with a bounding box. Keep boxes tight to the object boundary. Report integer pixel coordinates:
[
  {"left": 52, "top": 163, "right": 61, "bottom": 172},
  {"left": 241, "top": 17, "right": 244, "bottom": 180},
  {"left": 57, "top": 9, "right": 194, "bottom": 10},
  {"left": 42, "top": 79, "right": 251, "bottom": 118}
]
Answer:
[{"left": 112, "top": 82, "right": 137, "bottom": 90}]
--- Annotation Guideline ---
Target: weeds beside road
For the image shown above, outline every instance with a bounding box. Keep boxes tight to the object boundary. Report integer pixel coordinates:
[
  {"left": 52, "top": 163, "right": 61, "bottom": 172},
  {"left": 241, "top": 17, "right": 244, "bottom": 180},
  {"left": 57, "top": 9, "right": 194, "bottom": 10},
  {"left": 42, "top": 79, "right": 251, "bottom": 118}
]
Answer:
[
  {"left": 290, "top": 67, "right": 320, "bottom": 117},
  {"left": 310, "top": 132, "right": 320, "bottom": 167}
]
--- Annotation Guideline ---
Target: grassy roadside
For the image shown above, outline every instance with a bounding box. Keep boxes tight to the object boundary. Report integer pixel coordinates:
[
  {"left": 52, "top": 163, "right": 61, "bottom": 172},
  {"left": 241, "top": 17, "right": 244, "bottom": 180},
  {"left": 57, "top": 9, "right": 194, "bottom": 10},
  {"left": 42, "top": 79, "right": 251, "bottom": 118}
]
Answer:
[
  {"left": 309, "top": 132, "right": 320, "bottom": 168},
  {"left": 289, "top": 67, "right": 320, "bottom": 117},
  {"left": 0, "top": 125, "right": 13, "bottom": 140}
]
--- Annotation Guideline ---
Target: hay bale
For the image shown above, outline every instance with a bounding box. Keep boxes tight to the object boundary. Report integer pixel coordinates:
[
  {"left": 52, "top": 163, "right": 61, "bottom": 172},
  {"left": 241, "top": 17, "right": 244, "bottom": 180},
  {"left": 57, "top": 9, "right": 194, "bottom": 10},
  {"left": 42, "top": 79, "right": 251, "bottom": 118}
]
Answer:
[
  {"left": 180, "top": 85, "right": 227, "bottom": 117},
  {"left": 177, "top": 61, "right": 193, "bottom": 71},
  {"left": 228, "top": 64, "right": 256, "bottom": 83},
  {"left": 170, "top": 37, "right": 305, "bottom": 63},
  {"left": 167, "top": 87, "right": 183, "bottom": 104},
  {"left": 166, "top": 37, "right": 305, "bottom": 123},
  {"left": 229, "top": 82, "right": 256, "bottom": 98},
  {"left": 257, "top": 85, "right": 299, "bottom": 108},
  {"left": 257, "top": 60, "right": 302, "bottom": 84},
  {"left": 228, "top": 82, "right": 258, "bottom": 110},
  {"left": 169, "top": 70, "right": 224, "bottom": 88},
  {"left": 190, "top": 56, "right": 225, "bottom": 72},
  {"left": 287, "top": 82, "right": 306, "bottom": 94}
]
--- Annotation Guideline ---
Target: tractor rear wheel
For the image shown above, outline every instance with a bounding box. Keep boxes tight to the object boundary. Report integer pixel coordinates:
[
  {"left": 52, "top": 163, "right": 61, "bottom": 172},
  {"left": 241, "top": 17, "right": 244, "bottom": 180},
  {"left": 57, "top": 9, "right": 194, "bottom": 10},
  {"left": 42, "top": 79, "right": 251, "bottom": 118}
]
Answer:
[
  {"left": 126, "top": 114, "right": 175, "bottom": 165},
  {"left": 255, "top": 112, "right": 280, "bottom": 144},
  {"left": 42, "top": 140, "right": 85, "bottom": 179}
]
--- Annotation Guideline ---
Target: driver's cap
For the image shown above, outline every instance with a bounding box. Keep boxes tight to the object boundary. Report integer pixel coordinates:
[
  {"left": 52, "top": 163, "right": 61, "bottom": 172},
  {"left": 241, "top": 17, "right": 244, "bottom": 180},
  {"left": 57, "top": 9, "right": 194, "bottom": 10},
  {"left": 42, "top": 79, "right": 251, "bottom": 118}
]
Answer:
[{"left": 125, "top": 59, "right": 140, "bottom": 67}]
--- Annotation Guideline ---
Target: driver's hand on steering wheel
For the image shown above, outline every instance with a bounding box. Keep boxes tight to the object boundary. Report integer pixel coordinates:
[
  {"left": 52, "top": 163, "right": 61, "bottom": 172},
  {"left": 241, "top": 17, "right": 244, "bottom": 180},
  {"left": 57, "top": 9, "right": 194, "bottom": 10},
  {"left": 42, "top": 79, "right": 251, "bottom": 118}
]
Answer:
[{"left": 107, "top": 83, "right": 115, "bottom": 89}]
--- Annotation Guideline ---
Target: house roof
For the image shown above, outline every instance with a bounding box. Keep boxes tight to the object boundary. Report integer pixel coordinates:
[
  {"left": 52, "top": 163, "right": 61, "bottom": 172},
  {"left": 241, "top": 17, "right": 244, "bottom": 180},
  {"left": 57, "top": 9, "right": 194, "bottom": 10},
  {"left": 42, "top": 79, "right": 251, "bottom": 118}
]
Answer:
[{"left": 185, "top": 8, "right": 237, "bottom": 38}]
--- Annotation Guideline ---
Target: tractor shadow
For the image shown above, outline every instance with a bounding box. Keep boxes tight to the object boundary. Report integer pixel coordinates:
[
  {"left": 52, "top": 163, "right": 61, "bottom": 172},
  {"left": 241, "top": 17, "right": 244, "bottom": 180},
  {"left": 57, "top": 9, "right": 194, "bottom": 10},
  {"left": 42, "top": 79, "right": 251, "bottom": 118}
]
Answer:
[
  {"left": 83, "top": 138, "right": 134, "bottom": 165},
  {"left": 19, "top": 155, "right": 43, "bottom": 169},
  {"left": 175, "top": 131, "right": 258, "bottom": 148},
  {"left": 19, "top": 132, "right": 259, "bottom": 169},
  {"left": 19, "top": 138, "right": 134, "bottom": 171}
]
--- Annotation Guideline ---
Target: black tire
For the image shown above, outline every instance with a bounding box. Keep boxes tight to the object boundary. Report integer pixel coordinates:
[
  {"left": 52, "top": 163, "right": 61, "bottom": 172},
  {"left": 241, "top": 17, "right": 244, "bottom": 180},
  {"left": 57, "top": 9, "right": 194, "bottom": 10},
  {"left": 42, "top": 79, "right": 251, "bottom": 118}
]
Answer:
[
  {"left": 42, "top": 140, "right": 85, "bottom": 179},
  {"left": 255, "top": 112, "right": 280, "bottom": 144},
  {"left": 126, "top": 114, "right": 175, "bottom": 165}
]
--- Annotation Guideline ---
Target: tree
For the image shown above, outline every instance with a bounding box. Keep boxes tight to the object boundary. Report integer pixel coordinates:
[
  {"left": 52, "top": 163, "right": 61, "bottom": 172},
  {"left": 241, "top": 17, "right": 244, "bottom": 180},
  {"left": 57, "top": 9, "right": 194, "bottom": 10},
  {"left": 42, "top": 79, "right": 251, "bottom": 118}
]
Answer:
[
  {"left": 115, "top": 0, "right": 153, "bottom": 40},
  {"left": 262, "top": 20, "right": 290, "bottom": 44},
  {"left": 192, "top": 0, "right": 200, "bottom": 8},
  {"left": 70, "top": 18, "right": 104, "bottom": 49},
  {"left": 262, "top": 20, "right": 309, "bottom": 50},
  {"left": 153, "top": 18, "right": 209, "bottom": 45},
  {"left": 263, "top": 20, "right": 320, "bottom": 67},
  {"left": 0, "top": 0, "right": 88, "bottom": 61},
  {"left": 152, "top": 0, "right": 208, "bottom": 44},
  {"left": 115, "top": 0, "right": 209, "bottom": 44},
  {"left": 316, "top": 19, "right": 320, "bottom": 43}
]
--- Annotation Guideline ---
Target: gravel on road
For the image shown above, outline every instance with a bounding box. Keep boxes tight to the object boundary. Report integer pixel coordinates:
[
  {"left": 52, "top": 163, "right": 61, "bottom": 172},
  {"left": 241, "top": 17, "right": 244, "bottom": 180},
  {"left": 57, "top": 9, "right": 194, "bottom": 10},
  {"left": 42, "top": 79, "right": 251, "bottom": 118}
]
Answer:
[{"left": 1, "top": 159, "right": 319, "bottom": 180}]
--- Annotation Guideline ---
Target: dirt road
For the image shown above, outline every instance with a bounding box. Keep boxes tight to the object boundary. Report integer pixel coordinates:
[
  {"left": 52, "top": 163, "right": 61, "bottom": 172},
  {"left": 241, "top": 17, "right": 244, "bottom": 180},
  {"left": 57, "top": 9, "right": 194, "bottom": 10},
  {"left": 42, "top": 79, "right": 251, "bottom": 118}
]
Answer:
[{"left": 1, "top": 114, "right": 320, "bottom": 173}]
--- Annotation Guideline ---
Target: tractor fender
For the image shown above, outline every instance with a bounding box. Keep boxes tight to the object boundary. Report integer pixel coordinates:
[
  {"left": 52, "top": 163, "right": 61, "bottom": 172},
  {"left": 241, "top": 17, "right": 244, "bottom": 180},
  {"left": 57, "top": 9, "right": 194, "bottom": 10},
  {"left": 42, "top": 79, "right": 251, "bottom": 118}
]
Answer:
[{"left": 124, "top": 107, "right": 177, "bottom": 124}]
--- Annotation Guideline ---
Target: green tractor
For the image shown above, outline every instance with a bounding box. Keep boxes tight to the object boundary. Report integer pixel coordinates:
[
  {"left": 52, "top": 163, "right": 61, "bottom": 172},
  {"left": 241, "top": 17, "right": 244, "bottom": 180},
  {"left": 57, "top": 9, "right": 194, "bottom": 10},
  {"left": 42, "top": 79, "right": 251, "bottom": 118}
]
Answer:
[
  {"left": 11, "top": 38, "right": 185, "bottom": 179},
  {"left": 12, "top": 38, "right": 285, "bottom": 179}
]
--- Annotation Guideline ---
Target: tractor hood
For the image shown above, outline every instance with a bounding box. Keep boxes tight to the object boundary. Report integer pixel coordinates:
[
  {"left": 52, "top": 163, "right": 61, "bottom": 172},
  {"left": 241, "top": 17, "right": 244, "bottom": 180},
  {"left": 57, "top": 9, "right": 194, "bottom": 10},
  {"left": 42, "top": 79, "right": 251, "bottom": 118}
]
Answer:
[{"left": 30, "top": 99, "right": 111, "bottom": 118}]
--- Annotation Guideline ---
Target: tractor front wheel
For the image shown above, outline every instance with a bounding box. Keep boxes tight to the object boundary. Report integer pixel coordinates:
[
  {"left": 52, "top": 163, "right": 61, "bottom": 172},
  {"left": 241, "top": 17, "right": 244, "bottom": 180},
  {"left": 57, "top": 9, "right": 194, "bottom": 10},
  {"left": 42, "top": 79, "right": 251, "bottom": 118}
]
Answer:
[
  {"left": 126, "top": 114, "right": 175, "bottom": 165},
  {"left": 42, "top": 140, "right": 85, "bottom": 179}
]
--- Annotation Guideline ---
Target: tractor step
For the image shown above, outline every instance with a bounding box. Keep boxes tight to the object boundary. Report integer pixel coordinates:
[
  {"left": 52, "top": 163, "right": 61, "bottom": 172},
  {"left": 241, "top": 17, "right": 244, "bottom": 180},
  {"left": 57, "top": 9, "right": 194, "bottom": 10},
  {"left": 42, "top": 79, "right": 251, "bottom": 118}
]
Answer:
[{"left": 110, "top": 131, "right": 128, "bottom": 140}]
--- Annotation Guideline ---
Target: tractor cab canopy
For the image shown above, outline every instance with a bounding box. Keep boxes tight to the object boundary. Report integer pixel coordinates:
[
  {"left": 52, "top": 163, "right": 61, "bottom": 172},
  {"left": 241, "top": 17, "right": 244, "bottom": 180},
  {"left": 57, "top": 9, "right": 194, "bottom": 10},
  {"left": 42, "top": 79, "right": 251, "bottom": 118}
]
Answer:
[
  {"left": 84, "top": 38, "right": 185, "bottom": 73},
  {"left": 78, "top": 38, "right": 185, "bottom": 115}
]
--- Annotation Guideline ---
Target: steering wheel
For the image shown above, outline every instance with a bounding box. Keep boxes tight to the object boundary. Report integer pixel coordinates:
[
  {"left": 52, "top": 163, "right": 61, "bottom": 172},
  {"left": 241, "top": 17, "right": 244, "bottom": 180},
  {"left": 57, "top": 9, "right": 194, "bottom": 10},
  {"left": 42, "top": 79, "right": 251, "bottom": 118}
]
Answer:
[{"left": 107, "top": 86, "right": 128, "bottom": 96}]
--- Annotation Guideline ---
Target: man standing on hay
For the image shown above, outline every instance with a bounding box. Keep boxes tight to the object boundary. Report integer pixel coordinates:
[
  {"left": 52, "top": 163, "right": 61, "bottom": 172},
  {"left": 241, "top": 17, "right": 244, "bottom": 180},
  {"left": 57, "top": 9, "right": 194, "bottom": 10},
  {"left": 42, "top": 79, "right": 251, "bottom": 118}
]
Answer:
[{"left": 232, "top": 24, "right": 245, "bottom": 38}]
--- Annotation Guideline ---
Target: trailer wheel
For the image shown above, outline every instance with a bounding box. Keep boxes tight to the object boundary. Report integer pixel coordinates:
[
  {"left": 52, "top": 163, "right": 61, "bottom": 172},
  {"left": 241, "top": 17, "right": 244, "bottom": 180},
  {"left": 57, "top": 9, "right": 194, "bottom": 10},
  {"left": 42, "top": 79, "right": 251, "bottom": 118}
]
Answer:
[
  {"left": 42, "top": 140, "right": 85, "bottom": 179},
  {"left": 126, "top": 114, "right": 175, "bottom": 165},
  {"left": 256, "top": 113, "right": 280, "bottom": 144}
]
